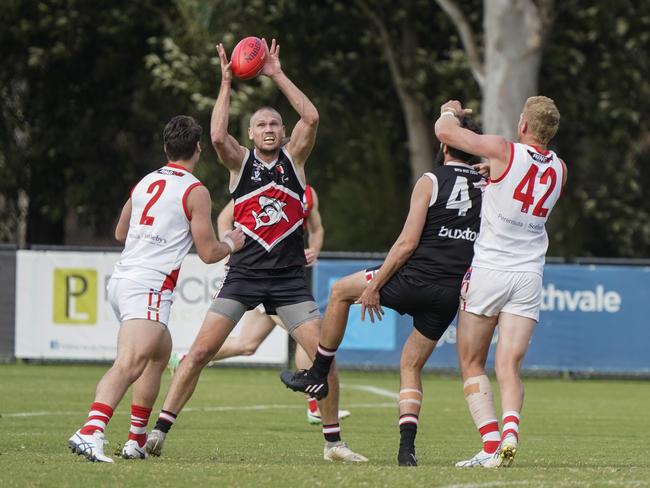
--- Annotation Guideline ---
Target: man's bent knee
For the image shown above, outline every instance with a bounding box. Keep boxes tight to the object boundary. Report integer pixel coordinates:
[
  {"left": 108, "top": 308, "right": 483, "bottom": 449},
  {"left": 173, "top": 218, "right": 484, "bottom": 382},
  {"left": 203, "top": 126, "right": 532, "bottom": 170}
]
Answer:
[
  {"left": 112, "top": 360, "right": 147, "bottom": 384},
  {"left": 187, "top": 344, "right": 219, "bottom": 367},
  {"left": 495, "top": 358, "right": 522, "bottom": 381},
  {"left": 400, "top": 356, "right": 426, "bottom": 373},
  {"left": 238, "top": 342, "right": 258, "bottom": 356},
  {"left": 330, "top": 279, "right": 356, "bottom": 303}
]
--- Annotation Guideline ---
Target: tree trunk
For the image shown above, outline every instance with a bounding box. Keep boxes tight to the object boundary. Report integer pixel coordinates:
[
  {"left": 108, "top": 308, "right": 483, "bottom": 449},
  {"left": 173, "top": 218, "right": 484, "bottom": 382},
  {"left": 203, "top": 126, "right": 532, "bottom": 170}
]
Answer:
[
  {"left": 356, "top": 0, "right": 436, "bottom": 187},
  {"left": 401, "top": 94, "right": 437, "bottom": 185},
  {"left": 482, "top": 0, "right": 548, "bottom": 139}
]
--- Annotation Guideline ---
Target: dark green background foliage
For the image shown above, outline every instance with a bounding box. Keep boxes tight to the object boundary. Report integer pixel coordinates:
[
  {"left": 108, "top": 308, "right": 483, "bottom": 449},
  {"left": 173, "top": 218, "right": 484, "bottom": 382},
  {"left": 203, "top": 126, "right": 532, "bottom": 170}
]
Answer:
[{"left": 1, "top": 0, "right": 648, "bottom": 255}]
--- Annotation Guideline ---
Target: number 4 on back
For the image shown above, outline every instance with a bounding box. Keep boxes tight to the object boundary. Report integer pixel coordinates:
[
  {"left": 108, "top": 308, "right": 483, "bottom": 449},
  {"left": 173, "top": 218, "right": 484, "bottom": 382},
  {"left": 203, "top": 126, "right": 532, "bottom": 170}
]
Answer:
[{"left": 446, "top": 176, "right": 472, "bottom": 216}]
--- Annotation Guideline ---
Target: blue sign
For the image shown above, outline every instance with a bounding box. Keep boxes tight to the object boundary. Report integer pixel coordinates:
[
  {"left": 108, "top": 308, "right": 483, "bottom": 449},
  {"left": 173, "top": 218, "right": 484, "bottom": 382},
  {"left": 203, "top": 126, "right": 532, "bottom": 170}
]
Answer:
[{"left": 313, "top": 260, "right": 650, "bottom": 374}]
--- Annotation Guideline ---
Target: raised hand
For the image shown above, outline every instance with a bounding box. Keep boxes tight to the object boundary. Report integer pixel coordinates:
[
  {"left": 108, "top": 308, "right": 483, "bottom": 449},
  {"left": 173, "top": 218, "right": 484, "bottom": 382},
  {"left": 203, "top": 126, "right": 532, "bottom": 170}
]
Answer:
[
  {"left": 260, "top": 38, "right": 282, "bottom": 78},
  {"left": 216, "top": 43, "right": 232, "bottom": 83},
  {"left": 473, "top": 161, "right": 490, "bottom": 178},
  {"left": 440, "top": 100, "right": 472, "bottom": 117}
]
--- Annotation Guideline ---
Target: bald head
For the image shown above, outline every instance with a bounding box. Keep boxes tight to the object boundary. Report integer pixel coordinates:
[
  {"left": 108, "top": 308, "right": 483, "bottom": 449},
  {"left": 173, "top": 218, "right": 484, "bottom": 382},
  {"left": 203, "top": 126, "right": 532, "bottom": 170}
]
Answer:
[{"left": 249, "top": 107, "right": 283, "bottom": 128}]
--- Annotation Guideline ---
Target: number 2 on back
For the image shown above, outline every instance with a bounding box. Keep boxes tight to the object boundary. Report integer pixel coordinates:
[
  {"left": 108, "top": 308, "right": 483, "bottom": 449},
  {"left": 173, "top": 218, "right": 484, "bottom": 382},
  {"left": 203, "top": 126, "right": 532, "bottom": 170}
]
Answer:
[
  {"left": 139, "top": 180, "right": 166, "bottom": 225},
  {"left": 512, "top": 164, "right": 557, "bottom": 217}
]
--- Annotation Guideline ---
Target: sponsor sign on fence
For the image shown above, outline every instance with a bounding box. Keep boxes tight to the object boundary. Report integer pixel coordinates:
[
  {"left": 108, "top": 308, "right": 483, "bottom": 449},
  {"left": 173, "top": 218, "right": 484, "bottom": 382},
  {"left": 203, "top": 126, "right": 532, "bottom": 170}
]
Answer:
[
  {"left": 313, "top": 260, "right": 650, "bottom": 374},
  {"left": 14, "top": 250, "right": 287, "bottom": 364}
]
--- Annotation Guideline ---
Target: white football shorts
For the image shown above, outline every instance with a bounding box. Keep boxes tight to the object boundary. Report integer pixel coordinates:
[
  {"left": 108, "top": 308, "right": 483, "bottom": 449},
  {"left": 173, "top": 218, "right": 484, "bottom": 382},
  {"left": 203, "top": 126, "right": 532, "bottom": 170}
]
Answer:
[
  {"left": 108, "top": 277, "right": 173, "bottom": 327},
  {"left": 459, "top": 266, "right": 542, "bottom": 321}
]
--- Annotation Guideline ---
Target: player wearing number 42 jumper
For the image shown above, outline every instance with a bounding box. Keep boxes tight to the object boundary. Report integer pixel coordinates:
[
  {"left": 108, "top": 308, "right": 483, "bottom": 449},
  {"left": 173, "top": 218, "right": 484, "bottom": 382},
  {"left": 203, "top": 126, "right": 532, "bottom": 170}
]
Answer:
[
  {"left": 435, "top": 96, "right": 567, "bottom": 468},
  {"left": 68, "top": 116, "right": 244, "bottom": 463},
  {"left": 281, "top": 116, "right": 485, "bottom": 467}
]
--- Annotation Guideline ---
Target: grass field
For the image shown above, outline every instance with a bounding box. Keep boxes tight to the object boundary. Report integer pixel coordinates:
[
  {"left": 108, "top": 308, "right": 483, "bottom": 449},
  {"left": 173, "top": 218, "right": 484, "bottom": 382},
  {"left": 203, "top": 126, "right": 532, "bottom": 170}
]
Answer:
[{"left": 0, "top": 364, "right": 648, "bottom": 488}]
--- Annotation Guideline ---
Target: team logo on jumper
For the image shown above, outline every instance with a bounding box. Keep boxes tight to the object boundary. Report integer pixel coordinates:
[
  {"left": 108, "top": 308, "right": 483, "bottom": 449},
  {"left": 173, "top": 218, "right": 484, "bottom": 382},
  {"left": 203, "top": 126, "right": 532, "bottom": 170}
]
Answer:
[
  {"left": 234, "top": 183, "right": 304, "bottom": 251},
  {"left": 438, "top": 225, "right": 477, "bottom": 241},
  {"left": 251, "top": 161, "right": 263, "bottom": 182},
  {"left": 157, "top": 168, "right": 185, "bottom": 177},
  {"left": 253, "top": 196, "right": 289, "bottom": 229},
  {"left": 53, "top": 268, "right": 97, "bottom": 325},
  {"left": 276, "top": 164, "right": 288, "bottom": 183},
  {"left": 527, "top": 150, "right": 553, "bottom": 164}
]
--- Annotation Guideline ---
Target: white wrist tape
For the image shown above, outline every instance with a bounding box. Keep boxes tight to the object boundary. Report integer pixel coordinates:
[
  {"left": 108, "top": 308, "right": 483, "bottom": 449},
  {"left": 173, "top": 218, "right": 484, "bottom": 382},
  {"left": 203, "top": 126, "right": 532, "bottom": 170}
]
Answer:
[
  {"left": 222, "top": 236, "right": 235, "bottom": 253},
  {"left": 440, "top": 110, "right": 457, "bottom": 118}
]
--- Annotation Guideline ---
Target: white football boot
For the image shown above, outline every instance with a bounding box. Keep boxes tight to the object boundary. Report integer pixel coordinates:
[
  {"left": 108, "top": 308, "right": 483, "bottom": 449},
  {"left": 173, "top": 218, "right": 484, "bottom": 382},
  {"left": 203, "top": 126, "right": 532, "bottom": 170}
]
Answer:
[
  {"left": 455, "top": 449, "right": 501, "bottom": 468},
  {"left": 122, "top": 439, "right": 148, "bottom": 459},
  {"left": 498, "top": 434, "right": 518, "bottom": 467},
  {"left": 323, "top": 441, "right": 369, "bottom": 462},
  {"left": 307, "top": 409, "right": 352, "bottom": 425},
  {"left": 145, "top": 429, "right": 166, "bottom": 457},
  {"left": 68, "top": 429, "right": 114, "bottom": 463}
]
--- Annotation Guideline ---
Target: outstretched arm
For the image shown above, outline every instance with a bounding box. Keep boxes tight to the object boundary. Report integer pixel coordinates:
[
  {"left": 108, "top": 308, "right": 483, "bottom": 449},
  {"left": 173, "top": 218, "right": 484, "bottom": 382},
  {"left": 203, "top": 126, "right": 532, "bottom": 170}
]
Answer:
[
  {"left": 211, "top": 43, "right": 246, "bottom": 171},
  {"left": 187, "top": 186, "right": 245, "bottom": 264},
  {"left": 261, "top": 38, "right": 319, "bottom": 167},
  {"left": 115, "top": 199, "right": 132, "bottom": 243},
  {"left": 356, "top": 176, "right": 432, "bottom": 323},
  {"left": 434, "top": 100, "right": 510, "bottom": 179},
  {"left": 304, "top": 189, "right": 324, "bottom": 266}
]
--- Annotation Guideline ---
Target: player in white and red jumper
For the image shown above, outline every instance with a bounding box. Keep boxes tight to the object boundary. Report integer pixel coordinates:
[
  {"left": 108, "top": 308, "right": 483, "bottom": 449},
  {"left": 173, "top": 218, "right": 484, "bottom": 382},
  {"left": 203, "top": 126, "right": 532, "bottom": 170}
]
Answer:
[
  {"left": 435, "top": 96, "right": 567, "bottom": 468},
  {"left": 67, "top": 116, "right": 244, "bottom": 463},
  {"left": 146, "top": 39, "right": 366, "bottom": 463}
]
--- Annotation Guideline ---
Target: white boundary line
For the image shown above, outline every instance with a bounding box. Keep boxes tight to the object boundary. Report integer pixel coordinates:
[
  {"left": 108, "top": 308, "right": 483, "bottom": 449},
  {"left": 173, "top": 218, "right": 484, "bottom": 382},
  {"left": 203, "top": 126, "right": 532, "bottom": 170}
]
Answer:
[
  {"left": 2, "top": 383, "right": 397, "bottom": 418},
  {"left": 2, "top": 404, "right": 395, "bottom": 418},
  {"left": 342, "top": 384, "right": 400, "bottom": 400}
]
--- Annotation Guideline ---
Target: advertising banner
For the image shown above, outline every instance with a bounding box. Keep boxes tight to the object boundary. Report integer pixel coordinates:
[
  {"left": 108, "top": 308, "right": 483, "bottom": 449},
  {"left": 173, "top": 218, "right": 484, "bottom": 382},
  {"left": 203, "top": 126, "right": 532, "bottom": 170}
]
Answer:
[
  {"left": 14, "top": 250, "right": 287, "bottom": 364},
  {"left": 313, "top": 260, "right": 650, "bottom": 374}
]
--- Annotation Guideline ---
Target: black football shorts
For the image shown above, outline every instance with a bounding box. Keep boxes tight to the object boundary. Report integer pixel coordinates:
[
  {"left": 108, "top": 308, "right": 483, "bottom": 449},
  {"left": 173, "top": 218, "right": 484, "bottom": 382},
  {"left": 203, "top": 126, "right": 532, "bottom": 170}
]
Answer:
[{"left": 365, "top": 265, "right": 459, "bottom": 340}]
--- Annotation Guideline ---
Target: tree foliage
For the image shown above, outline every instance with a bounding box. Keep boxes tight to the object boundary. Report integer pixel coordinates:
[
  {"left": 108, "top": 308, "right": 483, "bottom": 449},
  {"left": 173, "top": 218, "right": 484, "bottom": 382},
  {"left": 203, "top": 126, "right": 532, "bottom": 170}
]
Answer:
[
  {"left": 0, "top": 0, "right": 184, "bottom": 244},
  {"left": 1, "top": 0, "right": 648, "bottom": 257},
  {"left": 542, "top": 0, "right": 650, "bottom": 256}
]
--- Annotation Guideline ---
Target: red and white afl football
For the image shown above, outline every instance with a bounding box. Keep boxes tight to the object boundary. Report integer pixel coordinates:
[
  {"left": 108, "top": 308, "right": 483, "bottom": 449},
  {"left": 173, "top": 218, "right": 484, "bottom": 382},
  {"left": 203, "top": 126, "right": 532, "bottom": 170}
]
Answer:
[{"left": 231, "top": 37, "right": 267, "bottom": 80}]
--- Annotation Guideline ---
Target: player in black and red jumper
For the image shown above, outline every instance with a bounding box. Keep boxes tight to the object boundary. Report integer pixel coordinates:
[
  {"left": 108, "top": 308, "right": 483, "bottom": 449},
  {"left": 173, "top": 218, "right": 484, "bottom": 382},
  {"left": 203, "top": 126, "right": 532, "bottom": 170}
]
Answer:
[{"left": 146, "top": 39, "right": 367, "bottom": 463}]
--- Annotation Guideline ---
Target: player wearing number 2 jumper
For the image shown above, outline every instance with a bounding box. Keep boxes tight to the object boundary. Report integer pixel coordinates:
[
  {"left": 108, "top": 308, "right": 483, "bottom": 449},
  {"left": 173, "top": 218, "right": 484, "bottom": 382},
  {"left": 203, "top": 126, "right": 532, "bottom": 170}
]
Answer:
[
  {"left": 281, "top": 117, "right": 484, "bottom": 467},
  {"left": 435, "top": 97, "right": 567, "bottom": 468},
  {"left": 67, "top": 116, "right": 244, "bottom": 463}
]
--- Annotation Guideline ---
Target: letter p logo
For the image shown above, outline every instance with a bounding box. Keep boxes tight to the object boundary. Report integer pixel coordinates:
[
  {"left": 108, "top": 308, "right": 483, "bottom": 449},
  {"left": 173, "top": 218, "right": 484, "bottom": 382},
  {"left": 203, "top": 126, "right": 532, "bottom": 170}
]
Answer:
[{"left": 53, "top": 269, "right": 97, "bottom": 324}]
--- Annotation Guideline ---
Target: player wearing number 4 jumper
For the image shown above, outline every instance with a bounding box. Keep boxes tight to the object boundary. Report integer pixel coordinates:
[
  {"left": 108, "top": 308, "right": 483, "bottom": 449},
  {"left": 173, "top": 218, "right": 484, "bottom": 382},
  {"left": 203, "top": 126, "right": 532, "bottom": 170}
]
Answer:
[
  {"left": 282, "top": 117, "right": 485, "bottom": 467},
  {"left": 146, "top": 39, "right": 367, "bottom": 463},
  {"left": 68, "top": 116, "right": 244, "bottom": 463},
  {"left": 435, "top": 97, "right": 567, "bottom": 468}
]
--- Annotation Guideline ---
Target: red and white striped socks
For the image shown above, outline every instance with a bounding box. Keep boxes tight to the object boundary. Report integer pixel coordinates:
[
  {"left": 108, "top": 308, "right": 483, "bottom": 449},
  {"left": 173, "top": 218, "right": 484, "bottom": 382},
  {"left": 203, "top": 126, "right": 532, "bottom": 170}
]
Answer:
[
  {"left": 478, "top": 420, "right": 501, "bottom": 454},
  {"left": 127, "top": 404, "right": 152, "bottom": 447},
  {"left": 79, "top": 402, "right": 113, "bottom": 435},
  {"left": 502, "top": 410, "right": 520, "bottom": 443},
  {"left": 308, "top": 397, "right": 318, "bottom": 414}
]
